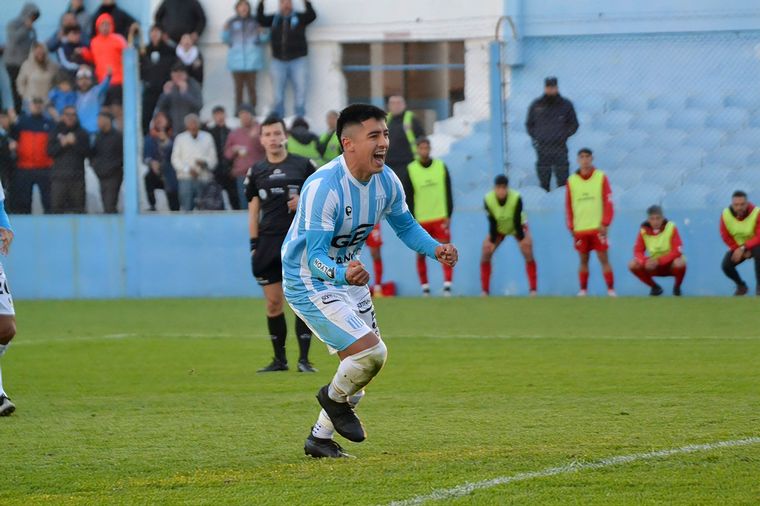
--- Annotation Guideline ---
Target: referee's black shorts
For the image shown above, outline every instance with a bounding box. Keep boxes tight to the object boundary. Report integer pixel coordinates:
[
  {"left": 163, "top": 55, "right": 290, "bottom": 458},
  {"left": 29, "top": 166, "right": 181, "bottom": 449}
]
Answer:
[{"left": 252, "top": 234, "right": 286, "bottom": 286}]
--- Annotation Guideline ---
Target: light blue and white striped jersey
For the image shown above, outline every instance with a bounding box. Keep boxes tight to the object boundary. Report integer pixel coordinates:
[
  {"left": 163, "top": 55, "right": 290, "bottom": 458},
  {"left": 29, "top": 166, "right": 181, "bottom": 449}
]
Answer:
[{"left": 282, "top": 155, "right": 438, "bottom": 299}]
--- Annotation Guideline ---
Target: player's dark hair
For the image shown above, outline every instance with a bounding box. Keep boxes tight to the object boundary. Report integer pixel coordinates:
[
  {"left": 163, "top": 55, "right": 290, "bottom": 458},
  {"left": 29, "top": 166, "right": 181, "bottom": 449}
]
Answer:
[
  {"left": 647, "top": 205, "right": 663, "bottom": 216},
  {"left": 578, "top": 147, "right": 593, "bottom": 156},
  {"left": 336, "top": 104, "right": 387, "bottom": 148},
  {"left": 416, "top": 136, "right": 431, "bottom": 147},
  {"left": 260, "top": 114, "right": 286, "bottom": 133},
  {"left": 212, "top": 105, "right": 225, "bottom": 114},
  {"left": 494, "top": 174, "right": 509, "bottom": 186},
  {"left": 732, "top": 190, "right": 747, "bottom": 199}
]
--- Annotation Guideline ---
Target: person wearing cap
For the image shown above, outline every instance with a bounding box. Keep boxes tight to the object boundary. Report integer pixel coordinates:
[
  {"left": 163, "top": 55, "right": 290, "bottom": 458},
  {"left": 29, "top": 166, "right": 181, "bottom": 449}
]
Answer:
[
  {"left": 565, "top": 148, "right": 615, "bottom": 296},
  {"left": 480, "top": 174, "right": 537, "bottom": 296},
  {"left": 719, "top": 190, "right": 760, "bottom": 296},
  {"left": 223, "top": 103, "right": 265, "bottom": 210},
  {"left": 407, "top": 137, "right": 454, "bottom": 296},
  {"left": 11, "top": 96, "right": 54, "bottom": 213},
  {"left": 526, "top": 76, "right": 579, "bottom": 192},
  {"left": 629, "top": 205, "right": 686, "bottom": 296},
  {"left": 154, "top": 63, "right": 203, "bottom": 135},
  {"left": 91, "top": 110, "right": 123, "bottom": 213},
  {"left": 5, "top": 2, "right": 41, "bottom": 112},
  {"left": 74, "top": 65, "right": 111, "bottom": 135},
  {"left": 47, "top": 105, "right": 90, "bottom": 214}
]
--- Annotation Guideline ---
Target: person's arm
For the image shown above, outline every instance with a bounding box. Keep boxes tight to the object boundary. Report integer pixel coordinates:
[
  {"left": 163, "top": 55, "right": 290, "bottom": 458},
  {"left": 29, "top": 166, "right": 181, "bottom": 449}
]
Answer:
[
  {"left": 256, "top": 1, "right": 275, "bottom": 27},
  {"left": 658, "top": 226, "right": 684, "bottom": 265},
  {"left": 513, "top": 196, "right": 525, "bottom": 241},
  {"left": 74, "top": 129, "right": 91, "bottom": 157},
  {"left": 15, "top": 63, "right": 28, "bottom": 100},
  {"left": 412, "top": 116, "right": 425, "bottom": 139},
  {"left": 204, "top": 134, "right": 218, "bottom": 171},
  {"left": 248, "top": 196, "right": 260, "bottom": 240},
  {"left": 384, "top": 171, "right": 439, "bottom": 258},
  {"left": 601, "top": 175, "right": 614, "bottom": 227},
  {"left": 565, "top": 184, "right": 574, "bottom": 232},
  {"left": 0, "top": 192, "right": 13, "bottom": 255},
  {"left": 526, "top": 101, "right": 536, "bottom": 139},
  {"left": 47, "top": 128, "right": 63, "bottom": 158},
  {"left": 566, "top": 101, "right": 579, "bottom": 138},
  {"left": 0, "top": 62, "right": 14, "bottom": 113},
  {"left": 171, "top": 136, "right": 185, "bottom": 173},
  {"left": 153, "top": 3, "right": 166, "bottom": 30},
  {"left": 223, "top": 131, "right": 238, "bottom": 161},
  {"left": 302, "top": 1, "right": 317, "bottom": 25},
  {"left": 444, "top": 165, "right": 453, "bottom": 218},
  {"left": 46, "top": 31, "right": 62, "bottom": 52},
  {"left": 745, "top": 214, "right": 760, "bottom": 250},
  {"left": 485, "top": 200, "right": 498, "bottom": 243},
  {"left": 193, "top": 1, "right": 207, "bottom": 37},
  {"left": 720, "top": 215, "right": 739, "bottom": 250},
  {"left": 634, "top": 231, "right": 648, "bottom": 263},
  {"left": 181, "top": 80, "right": 204, "bottom": 110}
]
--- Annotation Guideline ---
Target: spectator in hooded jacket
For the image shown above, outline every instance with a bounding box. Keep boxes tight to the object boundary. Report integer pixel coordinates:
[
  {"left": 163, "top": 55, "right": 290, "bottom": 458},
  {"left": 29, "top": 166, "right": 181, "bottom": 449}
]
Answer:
[
  {"left": 86, "top": 13, "right": 128, "bottom": 107},
  {"left": 5, "top": 2, "right": 40, "bottom": 112},
  {"left": 16, "top": 43, "right": 59, "bottom": 109},
  {"left": 175, "top": 34, "right": 204, "bottom": 86},
  {"left": 74, "top": 66, "right": 111, "bottom": 135},
  {"left": 143, "top": 111, "right": 178, "bottom": 211},
  {"left": 11, "top": 97, "right": 54, "bottom": 213},
  {"left": 47, "top": 105, "right": 90, "bottom": 214},
  {"left": 139, "top": 25, "right": 176, "bottom": 133},
  {"left": 256, "top": 0, "right": 317, "bottom": 118},
  {"left": 154, "top": 63, "right": 203, "bottom": 135},
  {"left": 154, "top": 0, "right": 207, "bottom": 45},
  {"left": 223, "top": 0, "right": 268, "bottom": 110},
  {"left": 90, "top": 0, "right": 138, "bottom": 39},
  {"left": 91, "top": 111, "right": 123, "bottom": 213}
]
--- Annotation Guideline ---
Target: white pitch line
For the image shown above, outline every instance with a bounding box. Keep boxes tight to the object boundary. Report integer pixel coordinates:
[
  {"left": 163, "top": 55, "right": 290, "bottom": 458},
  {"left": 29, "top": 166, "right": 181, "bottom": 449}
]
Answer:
[{"left": 387, "top": 436, "right": 760, "bottom": 506}]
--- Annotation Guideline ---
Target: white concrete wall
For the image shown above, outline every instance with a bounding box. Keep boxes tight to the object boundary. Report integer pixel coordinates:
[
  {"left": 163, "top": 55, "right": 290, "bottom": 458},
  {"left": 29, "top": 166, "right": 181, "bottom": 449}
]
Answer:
[{"left": 145, "top": 0, "right": 502, "bottom": 131}]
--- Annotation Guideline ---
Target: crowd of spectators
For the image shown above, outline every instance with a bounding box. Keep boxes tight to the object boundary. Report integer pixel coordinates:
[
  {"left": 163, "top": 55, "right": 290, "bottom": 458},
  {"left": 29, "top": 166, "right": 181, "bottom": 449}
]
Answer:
[{"left": 0, "top": 0, "right": 325, "bottom": 214}]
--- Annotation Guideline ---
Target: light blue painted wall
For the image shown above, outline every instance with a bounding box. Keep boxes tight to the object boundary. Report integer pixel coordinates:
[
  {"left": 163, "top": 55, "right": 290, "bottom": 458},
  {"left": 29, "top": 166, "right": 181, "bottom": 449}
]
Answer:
[{"left": 2, "top": 210, "right": 750, "bottom": 299}]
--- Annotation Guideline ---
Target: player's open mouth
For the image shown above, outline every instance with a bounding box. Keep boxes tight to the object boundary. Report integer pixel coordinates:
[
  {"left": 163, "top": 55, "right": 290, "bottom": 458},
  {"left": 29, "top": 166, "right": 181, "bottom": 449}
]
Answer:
[{"left": 372, "top": 151, "right": 386, "bottom": 166}]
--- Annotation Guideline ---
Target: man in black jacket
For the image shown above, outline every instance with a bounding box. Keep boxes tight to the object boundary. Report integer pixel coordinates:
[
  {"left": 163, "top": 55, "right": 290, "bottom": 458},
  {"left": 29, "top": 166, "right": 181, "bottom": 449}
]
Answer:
[
  {"left": 91, "top": 111, "right": 123, "bottom": 213},
  {"left": 525, "top": 77, "right": 579, "bottom": 192},
  {"left": 47, "top": 106, "right": 90, "bottom": 214},
  {"left": 154, "top": 0, "right": 206, "bottom": 45},
  {"left": 257, "top": 0, "right": 316, "bottom": 118},
  {"left": 140, "top": 25, "right": 176, "bottom": 133}
]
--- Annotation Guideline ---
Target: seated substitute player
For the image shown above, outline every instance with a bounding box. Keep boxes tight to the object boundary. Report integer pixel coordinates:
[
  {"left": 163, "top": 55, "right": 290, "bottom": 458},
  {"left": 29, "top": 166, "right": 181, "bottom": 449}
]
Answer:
[
  {"left": 281, "top": 104, "right": 458, "bottom": 458},
  {"left": 246, "top": 115, "right": 317, "bottom": 373},
  {"left": 719, "top": 190, "right": 760, "bottom": 296},
  {"left": 408, "top": 137, "right": 454, "bottom": 296},
  {"left": 0, "top": 182, "right": 17, "bottom": 416},
  {"left": 565, "top": 148, "right": 615, "bottom": 296},
  {"left": 628, "top": 205, "right": 686, "bottom": 296},
  {"left": 480, "top": 174, "right": 537, "bottom": 296}
]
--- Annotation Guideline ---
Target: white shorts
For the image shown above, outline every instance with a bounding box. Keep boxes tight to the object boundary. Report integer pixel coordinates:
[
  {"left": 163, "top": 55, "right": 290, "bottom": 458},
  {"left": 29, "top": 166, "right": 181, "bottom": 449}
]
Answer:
[
  {"left": 287, "top": 285, "right": 379, "bottom": 353},
  {"left": 0, "top": 263, "right": 14, "bottom": 316}
]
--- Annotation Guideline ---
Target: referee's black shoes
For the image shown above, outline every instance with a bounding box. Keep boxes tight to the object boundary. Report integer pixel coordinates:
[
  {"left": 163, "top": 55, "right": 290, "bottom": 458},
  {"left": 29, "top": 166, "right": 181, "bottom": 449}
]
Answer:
[
  {"left": 316, "top": 385, "right": 366, "bottom": 442},
  {"left": 257, "top": 358, "right": 289, "bottom": 372},
  {"left": 298, "top": 360, "right": 317, "bottom": 373}
]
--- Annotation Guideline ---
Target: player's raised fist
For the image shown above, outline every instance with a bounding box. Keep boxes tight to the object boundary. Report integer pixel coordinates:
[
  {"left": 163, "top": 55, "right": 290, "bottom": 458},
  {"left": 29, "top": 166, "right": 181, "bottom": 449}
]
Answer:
[
  {"left": 345, "top": 260, "right": 370, "bottom": 286},
  {"left": 435, "top": 244, "right": 458, "bottom": 267}
]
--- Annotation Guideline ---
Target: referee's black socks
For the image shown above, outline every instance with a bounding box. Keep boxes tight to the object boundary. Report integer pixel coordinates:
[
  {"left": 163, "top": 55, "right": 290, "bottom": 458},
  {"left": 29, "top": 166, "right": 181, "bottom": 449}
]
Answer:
[
  {"left": 267, "top": 313, "right": 288, "bottom": 364},
  {"left": 295, "top": 317, "right": 312, "bottom": 363}
]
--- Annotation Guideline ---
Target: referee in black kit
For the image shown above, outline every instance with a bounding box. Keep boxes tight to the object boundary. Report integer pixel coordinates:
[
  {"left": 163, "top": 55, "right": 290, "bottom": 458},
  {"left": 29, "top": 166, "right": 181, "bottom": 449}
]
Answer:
[{"left": 246, "top": 116, "right": 317, "bottom": 373}]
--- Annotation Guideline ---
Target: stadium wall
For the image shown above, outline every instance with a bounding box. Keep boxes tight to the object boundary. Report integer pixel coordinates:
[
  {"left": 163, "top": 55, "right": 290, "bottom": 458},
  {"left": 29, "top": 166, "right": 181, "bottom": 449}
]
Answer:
[{"left": 4, "top": 210, "right": 749, "bottom": 299}]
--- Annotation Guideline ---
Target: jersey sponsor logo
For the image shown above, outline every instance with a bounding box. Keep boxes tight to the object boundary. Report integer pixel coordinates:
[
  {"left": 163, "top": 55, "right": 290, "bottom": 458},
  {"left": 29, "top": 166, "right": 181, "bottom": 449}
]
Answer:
[
  {"left": 331, "top": 224, "right": 374, "bottom": 248},
  {"left": 313, "top": 258, "right": 335, "bottom": 279},
  {"left": 320, "top": 293, "right": 341, "bottom": 305},
  {"left": 332, "top": 251, "right": 357, "bottom": 265},
  {"left": 270, "top": 168, "right": 287, "bottom": 179},
  {"left": 258, "top": 189, "right": 267, "bottom": 200},
  {"left": 357, "top": 298, "right": 372, "bottom": 314},
  {"left": 345, "top": 205, "right": 352, "bottom": 217}
]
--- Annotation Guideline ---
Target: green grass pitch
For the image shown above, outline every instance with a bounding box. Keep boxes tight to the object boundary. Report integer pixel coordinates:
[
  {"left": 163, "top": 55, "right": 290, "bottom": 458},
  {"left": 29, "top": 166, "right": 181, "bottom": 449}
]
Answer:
[{"left": 1, "top": 297, "right": 758, "bottom": 505}]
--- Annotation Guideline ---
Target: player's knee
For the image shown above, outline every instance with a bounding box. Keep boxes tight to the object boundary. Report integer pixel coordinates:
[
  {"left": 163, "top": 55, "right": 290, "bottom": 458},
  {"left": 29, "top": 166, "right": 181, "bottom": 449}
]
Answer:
[
  {"left": 673, "top": 257, "right": 686, "bottom": 268},
  {"left": 0, "top": 318, "right": 16, "bottom": 345},
  {"left": 357, "top": 339, "right": 388, "bottom": 377},
  {"left": 628, "top": 259, "right": 641, "bottom": 271},
  {"left": 266, "top": 299, "right": 283, "bottom": 316}
]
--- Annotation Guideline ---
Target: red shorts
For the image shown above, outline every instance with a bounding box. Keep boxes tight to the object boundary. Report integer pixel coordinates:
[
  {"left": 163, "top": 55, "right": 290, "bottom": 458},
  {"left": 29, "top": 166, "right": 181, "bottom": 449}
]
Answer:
[
  {"left": 420, "top": 219, "right": 451, "bottom": 243},
  {"left": 573, "top": 230, "right": 609, "bottom": 253},
  {"left": 632, "top": 260, "right": 678, "bottom": 277},
  {"left": 365, "top": 223, "right": 382, "bottom": 248}
]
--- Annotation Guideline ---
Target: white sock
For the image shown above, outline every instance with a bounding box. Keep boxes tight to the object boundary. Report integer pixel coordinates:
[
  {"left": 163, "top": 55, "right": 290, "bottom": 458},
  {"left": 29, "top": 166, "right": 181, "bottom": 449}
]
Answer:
[
  {"left": 311, "top": 409, "right": 335, "bottom": 439},
  {"left": 0, "top": 344, "right": 6, "bottom": 396}
]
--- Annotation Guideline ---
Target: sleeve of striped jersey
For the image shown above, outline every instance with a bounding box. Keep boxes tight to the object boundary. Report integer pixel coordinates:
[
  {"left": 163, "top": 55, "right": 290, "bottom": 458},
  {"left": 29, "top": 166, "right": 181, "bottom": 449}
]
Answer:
[
  {"left": 0, "top": 191, "right": 12, "bottom": 232},
  {"left": 386, "top": 211, "right": 439, "bottom": 259},
  {"left": 302, "top": 179, "right": 339, "bottom": 231},
  {"left": 305, "top": 230, "right": 347, "bottom": 285},
  {"left": 386, "top": 169, "right": 410, "bottom": 216}
]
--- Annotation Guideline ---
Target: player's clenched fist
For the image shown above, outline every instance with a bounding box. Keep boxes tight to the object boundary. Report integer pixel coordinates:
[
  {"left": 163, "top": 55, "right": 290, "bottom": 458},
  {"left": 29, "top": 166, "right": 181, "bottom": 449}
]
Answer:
[
  {"left": 345, "top": 260, "right": 370, "bottom": 286},
  {"left": 435, "top": 243, "right": 459, "bottom": 267}
]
